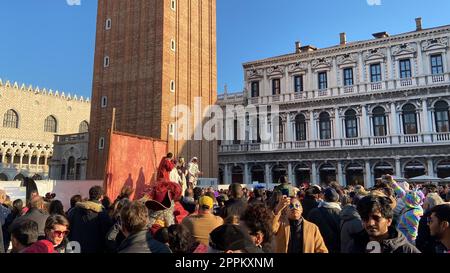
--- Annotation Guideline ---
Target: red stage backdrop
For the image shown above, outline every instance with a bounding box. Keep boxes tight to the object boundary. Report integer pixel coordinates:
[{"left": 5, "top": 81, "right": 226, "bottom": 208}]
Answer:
[{"left": 105, "top": 132, "right": 168, "bottom": 201}]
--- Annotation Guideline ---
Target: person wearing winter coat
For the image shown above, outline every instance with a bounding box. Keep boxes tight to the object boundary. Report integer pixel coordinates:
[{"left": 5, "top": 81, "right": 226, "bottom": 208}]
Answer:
[
  {"left": 10, "top": 196, "right": 49, "bottom": 239},
  {"left": 340, "top": 203, "right": 364, "bottom": 253},
  {"left": 117, "top": 201, "right": 171, "bottom": 253},
  {"left": 308, "top": 188, "right": 341, "bottom": 253},
  {"left": 351, "top": 195, "right": 420, "bottom": 253},
  {"left": 301, "top": 187, "right": 321, "bottom": 221},
  {"left": 416, "top": 193, "right": 445, "bottom": 253},
  {"left": 68, "top": 186, "right": 113, "bottom": 253},
  {"left": 0, "top": 221, "right": 4, "bottom": 253},
  {"left": 272, "top": 196, "right": 328, "bottom": 253}
]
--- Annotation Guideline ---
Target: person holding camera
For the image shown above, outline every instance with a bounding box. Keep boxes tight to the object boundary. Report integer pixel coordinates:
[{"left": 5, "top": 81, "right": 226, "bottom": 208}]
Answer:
[{"left": 272, "top": 194, "right": 328, "bottom": 253}]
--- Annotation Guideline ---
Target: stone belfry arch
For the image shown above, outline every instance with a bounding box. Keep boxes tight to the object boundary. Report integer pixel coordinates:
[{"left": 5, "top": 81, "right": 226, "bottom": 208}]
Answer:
[{"left": 88, "top": 0, "right": 218, "bottom": 179}]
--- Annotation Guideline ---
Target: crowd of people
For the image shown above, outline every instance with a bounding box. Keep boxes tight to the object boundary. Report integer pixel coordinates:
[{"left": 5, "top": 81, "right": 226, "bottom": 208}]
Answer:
[{"left": 1, "top": 162, "right": 450, "bottom": 253}]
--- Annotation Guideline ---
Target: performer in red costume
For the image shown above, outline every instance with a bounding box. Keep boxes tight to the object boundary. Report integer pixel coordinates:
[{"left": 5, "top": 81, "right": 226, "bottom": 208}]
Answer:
[{"left": 157, "top": 153, "right": 175, "bottom": 181}]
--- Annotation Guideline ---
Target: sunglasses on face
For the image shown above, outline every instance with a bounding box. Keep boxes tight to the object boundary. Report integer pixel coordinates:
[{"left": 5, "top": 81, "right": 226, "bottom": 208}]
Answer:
[
  {"left": 52, "top": 229, "right": 69, "bottom": 237},
  {"left": 289, "top": 203, "right": 301, "bottom": 210}
]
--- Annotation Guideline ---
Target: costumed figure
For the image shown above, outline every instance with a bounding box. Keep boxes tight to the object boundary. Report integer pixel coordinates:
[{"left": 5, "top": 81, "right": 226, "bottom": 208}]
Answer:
[{"left": 157, "top": 153, "right": 175, "bottom": 181}]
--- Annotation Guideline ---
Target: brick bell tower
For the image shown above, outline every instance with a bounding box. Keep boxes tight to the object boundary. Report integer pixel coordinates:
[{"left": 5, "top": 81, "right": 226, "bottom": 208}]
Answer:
[{"left": 87, "top": 0, "right": 218, "bottom": 180}]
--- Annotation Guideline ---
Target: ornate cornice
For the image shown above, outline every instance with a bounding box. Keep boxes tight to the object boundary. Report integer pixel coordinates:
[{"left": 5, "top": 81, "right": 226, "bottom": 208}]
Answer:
[
  {"left": 421, "top": 37, "right": 449, "bottom": 51},
  {"left": 243, "top": 25, "right": 450, "bottom": 69}
]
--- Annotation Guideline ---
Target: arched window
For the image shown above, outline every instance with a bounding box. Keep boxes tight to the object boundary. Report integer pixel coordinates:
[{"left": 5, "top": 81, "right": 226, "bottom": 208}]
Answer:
[
  {"left": 79, "top": 121, "right": 89, "bottom": 133},
  {"left": 44, "top": 116, "right": 57, "bottom": 133},
  {"left": 402, "top": 104, "right": 418, "bottom": 135},
  {"left": 295, "top": 114, "right": 307, "bottom": 141},
  {"left": 345, "top": 109, "right": 358, "bottom": 138},
  {"left": 373, "top": 107, "right": 387, "bottom": 137},
  {"left": 435, "top": 101, "right": 449, "bottom": 133},
  {"left": 319, "top": 112, "right": 331, "bottom": 140},
  {"left": 3, "top": 109, "right": 19, "bottom": 128}
]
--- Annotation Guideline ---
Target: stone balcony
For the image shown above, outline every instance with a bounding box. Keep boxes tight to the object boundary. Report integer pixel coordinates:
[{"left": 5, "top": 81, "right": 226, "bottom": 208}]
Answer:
[
  {"left": 230, "top": 73, "right": 450, "bottom": 105},
  {"left": 219, "top": 132, "right": 450, "bottom": 153},
  {"left": 54, "top": 133, "right": 89, "bottom": 144}
]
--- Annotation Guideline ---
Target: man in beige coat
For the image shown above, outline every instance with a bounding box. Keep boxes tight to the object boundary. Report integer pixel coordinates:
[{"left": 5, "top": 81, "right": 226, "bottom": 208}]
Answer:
[{"left": 272, "top": 196, "right": 328, "bottom": 253}]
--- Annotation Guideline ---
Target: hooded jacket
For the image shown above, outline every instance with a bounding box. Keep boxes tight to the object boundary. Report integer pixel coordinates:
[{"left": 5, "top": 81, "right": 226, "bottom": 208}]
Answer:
[
  {"left": 391, "top": 180, "right": 424, "bottom": 243},
  {"left": 307, "top": 202, "right": 341, "bottom": 253},
  {"left": 68, "top": 200, "right": 113, "bottom": 253},
  {"left": 340, "top": 205, "right": 364, "bottom": 253},
  {"left": 351, "top": 227, "right": 421, "bottom": 253}
]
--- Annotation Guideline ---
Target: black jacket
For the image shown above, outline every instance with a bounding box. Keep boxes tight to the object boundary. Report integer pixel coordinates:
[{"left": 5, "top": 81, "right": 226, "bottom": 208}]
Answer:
[
  {"left": 222, "top": 198, "right": 248, "bottom": 219},
  {"left": 68, "top": 200, "right": 113, "bottom": 253},
  {"left": 0, "top": 222, "right": 4, "bottom": 253},
  {"left": 105, "top": 221, "right": 126, "bottom": 253},
  {"left": 11, "top": 208, "right": 49, "bottom": 239},
  {"left": 416, "top": 210, "right": 441, "bottom": 253},
  {"left": 340, "top": 205, "right": 364, "bottom": 253},
  {"left": 117, "top": 230, "right": 171, "bottom": 253},
  {"left": 308, "top": 202, "right": 341, "bottom": 253},
  {"left": 351, "top": 227, "right": 421, "bottom": 253},
  {"left": 301, "top": 197, "right": 319, "bottom": 221}
]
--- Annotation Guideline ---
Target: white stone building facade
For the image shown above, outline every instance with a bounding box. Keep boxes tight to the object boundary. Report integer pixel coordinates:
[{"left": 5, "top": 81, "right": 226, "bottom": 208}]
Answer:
[
  {"left": 218, "top": 20, "right": 450, "bottom": 188},
  {"left": 0, "top": 79, "right": 90, "bottom": 181}
]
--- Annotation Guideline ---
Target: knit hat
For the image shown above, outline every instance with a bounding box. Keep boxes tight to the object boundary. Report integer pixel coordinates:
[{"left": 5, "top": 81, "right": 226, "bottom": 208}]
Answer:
[
  {"left": 324, "top": 188, "right": 339, "bottom": 203},
  {"left": 199, "top": 196, "right": 214, "bottom": 209},
  {"left": 23, "top": 240, "right": 55, "bottom": 253}
]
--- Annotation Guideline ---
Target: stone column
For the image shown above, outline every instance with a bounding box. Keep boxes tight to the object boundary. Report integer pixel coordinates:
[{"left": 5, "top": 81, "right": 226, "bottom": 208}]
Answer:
[
  {"left": 386, "top": 47, "right": 394, "bottom": 90},
  {"left": 417, "top": 44, "right": 424, "bottom": 78},
  {"left": 284, "top": 66, "right": 289, "bottom": 94},
  {"left": 422, "top": 99, "right": 432, "bottom": 143},
  {"left": 244, "top": 163, "right": 250, "bottom": 185},
  {"left": 223, "top": 164, "right": 230, "bottom": 185},
  {"left": 364, "top": 161, "right": 372, "bottom": 188},
  {"left": 427, "top": 158, "right": 435, "bottom": 177},
  {"left": 311, "top": 162, "right": 318, "bottom": 185},
  {"left": 395, "top": 158, "right": 402, "bottom": 177},
  {"left": 390, "top": 102, "right": 399, "bottom": 144},
  {"left": 19, "top": 155, "right": 23, "bottom": 169},
  {"left": 335, "top": 108, "right": 342, "bottom": 147},
  {"left": 263, "top": 69, "right": 268, "bottom": 97},
  {"left": 285, "top": 114, "right": 292, "bottom": 142},
  {"left": 337, "top": 161, "right": 345, "bottom": 186},
  {"left": 265, "top": 163, "right": 272, "bottom": 187},
  {"left": 288, "top": 163, "right": 294, "bottom": 185},
  {"left": 358, "top": 52, "right": 366, "bottom": 92},
  {"left": 309, "top": 111, "right": 316, "bottom": 148},
  {"left": 361, "top": 105, "right": 369, "bottom": 145}
]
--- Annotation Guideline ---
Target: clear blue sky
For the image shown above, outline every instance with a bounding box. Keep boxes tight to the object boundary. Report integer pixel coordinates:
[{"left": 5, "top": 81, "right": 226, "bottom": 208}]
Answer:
[{"left": 1, "top": 0, "right": 450, "bottom": 98}]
